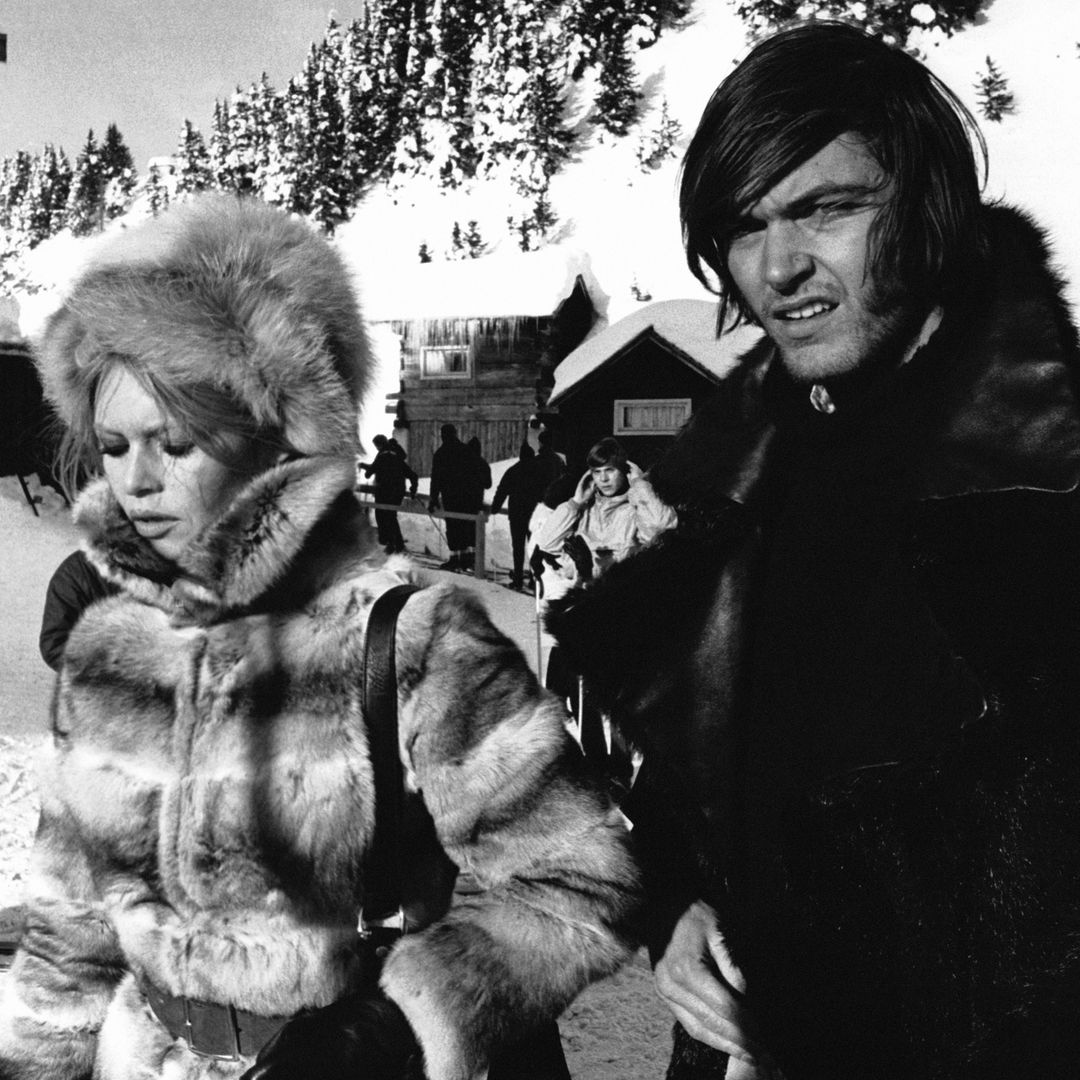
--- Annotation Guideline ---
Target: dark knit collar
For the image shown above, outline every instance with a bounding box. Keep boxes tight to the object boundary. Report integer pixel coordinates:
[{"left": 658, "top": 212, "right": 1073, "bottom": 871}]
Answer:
[
  {"left": 651, "top": 204, "right": 1080, "bottom": 527},
  {"left": 76, "top": 455, "right": 377, "bottom": 621}
]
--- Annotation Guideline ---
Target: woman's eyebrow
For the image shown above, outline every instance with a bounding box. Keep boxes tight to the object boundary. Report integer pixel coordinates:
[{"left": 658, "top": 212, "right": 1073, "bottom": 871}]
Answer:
[{"left": 93, "top": 422, "right": 168, "bottom": 440}]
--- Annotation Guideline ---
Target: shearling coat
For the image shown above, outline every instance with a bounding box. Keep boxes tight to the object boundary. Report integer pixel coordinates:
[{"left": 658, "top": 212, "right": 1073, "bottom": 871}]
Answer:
[
  {"left": 548, "top": 205, "right": 1080, "bottom": 1079},
  {"left": 0, "top": 456, "right": 641, "bottom": 1080}
]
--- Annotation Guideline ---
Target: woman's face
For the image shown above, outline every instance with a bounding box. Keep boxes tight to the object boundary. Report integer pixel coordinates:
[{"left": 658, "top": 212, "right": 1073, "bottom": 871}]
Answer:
[{"left": 93, "top": 367, "right": 255, "bottom": 563}]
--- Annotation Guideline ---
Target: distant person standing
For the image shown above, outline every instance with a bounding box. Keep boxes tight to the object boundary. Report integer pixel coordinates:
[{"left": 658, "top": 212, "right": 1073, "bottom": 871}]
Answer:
[
  {"left": 429, "top": 423, "right": 476, "bottom": 571},
  {"left": 491, "top": 443, "right": 543, "bottom": 591},
  {"left": 534, "top": 427, "right": 567, "bottom": 507},
  {"left": 362, "top": 433, "right": 418, "bottom": 554}
]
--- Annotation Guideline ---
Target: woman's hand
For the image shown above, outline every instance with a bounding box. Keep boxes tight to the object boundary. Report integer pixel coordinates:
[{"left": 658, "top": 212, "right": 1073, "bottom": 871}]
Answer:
[{"left": 655, "top": 901, "right": 779, "bottom": 1075}]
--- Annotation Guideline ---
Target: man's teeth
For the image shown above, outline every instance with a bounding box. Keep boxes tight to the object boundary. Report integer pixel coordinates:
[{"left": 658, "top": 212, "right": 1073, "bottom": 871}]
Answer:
[{"left": 780, "top": 301, "right": 834, "bottom": 320}]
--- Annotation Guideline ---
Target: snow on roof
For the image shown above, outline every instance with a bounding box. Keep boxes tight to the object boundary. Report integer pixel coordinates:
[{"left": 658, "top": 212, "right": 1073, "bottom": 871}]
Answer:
[
  {"left": 548, "top": 298, "right": 763, "bottom": 404},
  {"left": 354, "top": 243, "right": 608, "bottom": 323}
]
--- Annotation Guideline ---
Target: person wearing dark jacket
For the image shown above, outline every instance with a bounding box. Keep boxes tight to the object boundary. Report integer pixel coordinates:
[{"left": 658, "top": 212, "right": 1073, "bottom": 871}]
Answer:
[
  {"left": 491, "top": 443, "right": 542, "bottom": 591},
  {"left": 548, "top": 23, "right": 1080, "bottom": 1080},
  {"left": 428, "top": 424, "right": 477, "bottom": 571},
  {"left": 39, "top": 549, "right": 117, "bottom": 670},
  {"left": 363, "top": 433, "right": 419, "bottom": 554}
]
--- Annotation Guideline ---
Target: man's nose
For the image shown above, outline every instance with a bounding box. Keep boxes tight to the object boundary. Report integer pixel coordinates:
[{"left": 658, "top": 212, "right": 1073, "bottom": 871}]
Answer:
[
  {"left": 124, "top": 445, "right": 163, "bottom": 496},
  {"left": 762, "top": 220, "right": 813, "bottom": 291}
]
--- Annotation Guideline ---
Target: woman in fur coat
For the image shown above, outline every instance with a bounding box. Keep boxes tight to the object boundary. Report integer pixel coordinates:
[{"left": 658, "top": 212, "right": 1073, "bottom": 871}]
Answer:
[{"left": 0, "top": 196, "right": 641, "bottom": 1080}]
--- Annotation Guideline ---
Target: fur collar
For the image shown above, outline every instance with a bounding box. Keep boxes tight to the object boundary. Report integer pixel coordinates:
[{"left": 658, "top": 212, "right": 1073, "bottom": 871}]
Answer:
[
  {"left": 651, "top": 204, "right": 1080, "bottom": 526},
  {"left": 76, "top": 456, "right": 378, "bottom": 622}
]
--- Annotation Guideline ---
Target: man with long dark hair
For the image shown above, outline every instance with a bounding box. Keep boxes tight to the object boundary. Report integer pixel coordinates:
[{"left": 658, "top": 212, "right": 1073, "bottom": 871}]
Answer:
[{"left": 549, "top": 21, "right": 1080, "bottom": 1080}]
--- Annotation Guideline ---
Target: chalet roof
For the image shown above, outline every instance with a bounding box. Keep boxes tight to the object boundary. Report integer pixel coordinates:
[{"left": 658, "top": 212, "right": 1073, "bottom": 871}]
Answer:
[
  {"left": 356, "top": 244, "right": 605, "bottom": 323},
  {"left": 548, "top": 298, "right": 763, "bottom": 404}
]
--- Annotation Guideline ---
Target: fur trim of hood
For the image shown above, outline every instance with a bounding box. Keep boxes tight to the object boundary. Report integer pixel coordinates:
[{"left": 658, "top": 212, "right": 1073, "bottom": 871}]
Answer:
[
  {"left": 33, "top": 195, "right": 371, "bottom": 457},
  {"left": 75, "top": 455, "right": 378, "bottom": 622}
]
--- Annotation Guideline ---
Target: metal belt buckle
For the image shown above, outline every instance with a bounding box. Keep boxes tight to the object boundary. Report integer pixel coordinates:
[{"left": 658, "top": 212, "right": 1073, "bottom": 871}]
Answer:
[
  {"left": 359, "top": 908, "right": 407, "bottom": 959},
  {"left": 182, "top": 995, "right": 244, "bottom": 1061}
]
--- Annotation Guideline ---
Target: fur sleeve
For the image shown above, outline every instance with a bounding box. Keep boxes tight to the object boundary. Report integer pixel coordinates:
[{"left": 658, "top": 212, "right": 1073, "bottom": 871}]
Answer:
[
  {"left": 382, "top": 584, "right": 642, "bottom": 1080},
  {"left": 0, "top": 742, "right": 126, "bottom": 1080}
]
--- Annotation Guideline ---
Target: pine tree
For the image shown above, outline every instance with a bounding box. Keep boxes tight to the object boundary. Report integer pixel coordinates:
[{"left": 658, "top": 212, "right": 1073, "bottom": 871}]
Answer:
[
  {"left": 463, "top": 219, "right": 485, "bottom": 258},
  {"left": 65, "top": 130, "right": 105, "bottom": 235},
  {"left": 174, "top": 120, "right": 215, "bottom": 196},
  {"left": 209, "top": 99, "right": 234, "bottom": 189},
  {"left": 144, "top": 164, "right": 171, "bottom": 216},
  {"left": 294, "top": 29, "right": 352, "bottom": 232},
  {"left": 592, "top": 14, "right": 641, "bottom": 138},
  {"left": 99, "top": 124, "right": 136, "bottom": 220},
  {"left": 0, "top": 151, "right": 35, "bottom": 293},
  {"left": 636, "top": 96, "right": 682, "bottom": 171},
  {"left": 0, "top": 151, "right": 34, "bottom": 231},
  {"left": 22, "top": 146, "right": 73, "bottom": 247},
  {"left": 975, "top": 56, "right": 1016, "bottom": 122},
  {"left": 339, "top": 15, "right": 404, "bottom": 196},
  {"left": 248, "top": 75, "right": 291, "bottom": 206}
]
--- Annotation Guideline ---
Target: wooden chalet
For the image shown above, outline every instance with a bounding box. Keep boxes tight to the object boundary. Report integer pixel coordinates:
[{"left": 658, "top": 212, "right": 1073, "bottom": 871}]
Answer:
[
  {"left": 545, "top": 299, "right": 763, "bottom": 471},
  {"left": 361, "top": 246, "right": 600, "bottom": 473}
]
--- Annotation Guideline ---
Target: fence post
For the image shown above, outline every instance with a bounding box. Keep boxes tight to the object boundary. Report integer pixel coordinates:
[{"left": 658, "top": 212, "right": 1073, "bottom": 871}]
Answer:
[{"left": 474, "top": 510, "right": 487, "bottom": 580}]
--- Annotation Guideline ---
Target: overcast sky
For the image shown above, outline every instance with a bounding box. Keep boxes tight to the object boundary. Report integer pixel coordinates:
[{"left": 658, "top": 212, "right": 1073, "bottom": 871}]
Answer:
[{"left": 0, "top": 0, "right": 365, "bottom": 167}]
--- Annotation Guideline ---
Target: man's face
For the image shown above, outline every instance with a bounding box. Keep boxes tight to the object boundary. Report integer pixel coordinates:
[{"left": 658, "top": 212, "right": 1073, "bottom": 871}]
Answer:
[
  {"left": 590, "top": 464, "right": 628, "bottom": 497},
  {"left": 725, "top": 134, "right": 916, "bottom": 384}
]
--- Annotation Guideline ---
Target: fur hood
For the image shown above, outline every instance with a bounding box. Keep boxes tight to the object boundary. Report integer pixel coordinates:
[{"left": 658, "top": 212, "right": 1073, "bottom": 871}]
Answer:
[{"left": 33, "top": 195, "right": 371, "bottom": 457}]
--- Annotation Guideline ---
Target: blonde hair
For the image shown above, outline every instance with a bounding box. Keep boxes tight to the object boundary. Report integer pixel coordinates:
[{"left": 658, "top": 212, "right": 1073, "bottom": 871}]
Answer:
[{"left": 55, "top": 352, "right": 294, "bottom": 499}]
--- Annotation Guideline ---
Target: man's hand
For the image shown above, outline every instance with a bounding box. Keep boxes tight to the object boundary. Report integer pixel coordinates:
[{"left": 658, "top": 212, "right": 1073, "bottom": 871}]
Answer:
[
  {"left": 240, "top": 995, "right": 425, "bottom": 1080},
  {"left": 626, "top": 460, "right": 644, "bottom": 484},
  {"left": 562, "top": 534, "right": 593, "bottom": 581},
  {"left": 572, "top": 471, "right": 595, "bottom": 506},
  {"left": 655, "top": 901, "right": 777, "bottom": 1074}
]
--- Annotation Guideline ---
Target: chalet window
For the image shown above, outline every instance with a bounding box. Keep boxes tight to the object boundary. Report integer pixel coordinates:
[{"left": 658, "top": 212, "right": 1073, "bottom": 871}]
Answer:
[
  {"left": 613, "top": 398, "right": 692, "bottom": 436},
  {"left": 421, "top": 344, "right": 471, "bottom": 379},
  {"left": 0, "top": 35, "right": 7, "bottom": 62}
]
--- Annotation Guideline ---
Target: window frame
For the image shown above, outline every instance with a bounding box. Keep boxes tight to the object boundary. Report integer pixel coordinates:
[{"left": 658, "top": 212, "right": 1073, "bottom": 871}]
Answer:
[
  {"left": 612, "top": 397, "right": 692, "bottom": 436},
  {"left": 419, "top": 344, "right": 473, "bottom": 380}
]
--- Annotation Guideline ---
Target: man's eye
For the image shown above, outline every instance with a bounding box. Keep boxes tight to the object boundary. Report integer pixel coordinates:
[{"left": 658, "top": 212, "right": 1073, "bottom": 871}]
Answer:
[
  {"left": 727, "top": 220, "right": 765, "bottom": 243},
  {"left": 805, "top": 201, "right": 859, "bottom": 222},
  {"left": 97, "top": 443, "right": 126, "bottom": 458}
]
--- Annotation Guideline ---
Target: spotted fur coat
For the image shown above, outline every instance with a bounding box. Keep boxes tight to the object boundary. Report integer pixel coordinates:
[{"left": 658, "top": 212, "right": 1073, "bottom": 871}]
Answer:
[{"left": 0, "top": 456, "right": 640, "bottom": 1080}]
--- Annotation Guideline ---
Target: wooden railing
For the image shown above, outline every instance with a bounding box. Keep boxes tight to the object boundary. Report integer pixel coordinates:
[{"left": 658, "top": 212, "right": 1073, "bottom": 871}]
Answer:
[{"left": 355, "top": 485, "right": 492, "bottom": 578}]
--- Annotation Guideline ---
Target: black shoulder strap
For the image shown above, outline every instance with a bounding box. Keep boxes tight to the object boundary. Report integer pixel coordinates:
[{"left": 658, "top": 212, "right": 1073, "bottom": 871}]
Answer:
[{"left": 361, "top": 582, "right": 420, "bottom": 932}]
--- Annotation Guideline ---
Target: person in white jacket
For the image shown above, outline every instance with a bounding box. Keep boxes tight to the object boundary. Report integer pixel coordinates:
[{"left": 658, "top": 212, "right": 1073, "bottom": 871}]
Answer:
[
  {"left": 533, "top": 437, "right": 675, "bottom": 786},
  {"left": 533, "top": 436, "right": 676, "bottom": 594}
]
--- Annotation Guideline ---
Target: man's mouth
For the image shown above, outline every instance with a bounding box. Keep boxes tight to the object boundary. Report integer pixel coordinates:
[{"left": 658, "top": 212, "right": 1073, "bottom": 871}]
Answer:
[{"left": 774, "top": 300, "right": 837, "bottom": 321}]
